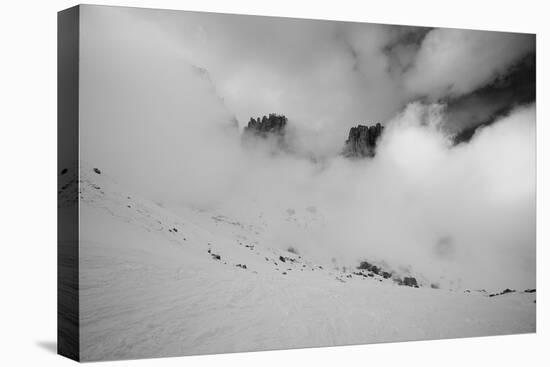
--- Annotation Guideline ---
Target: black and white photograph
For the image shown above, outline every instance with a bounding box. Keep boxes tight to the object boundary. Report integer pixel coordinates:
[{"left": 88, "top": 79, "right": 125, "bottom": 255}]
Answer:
[
  {"left": 55, "top": 4, "right": 538, "bottom": 362},
  {"left": 5, "top": 1, "right": 550, "bottom": 366}
]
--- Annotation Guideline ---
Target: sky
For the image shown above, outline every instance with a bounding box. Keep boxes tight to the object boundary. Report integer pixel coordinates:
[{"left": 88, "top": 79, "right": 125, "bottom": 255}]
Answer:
[{"left": 79, "top": 5, "right": 536, "bottom": 291}]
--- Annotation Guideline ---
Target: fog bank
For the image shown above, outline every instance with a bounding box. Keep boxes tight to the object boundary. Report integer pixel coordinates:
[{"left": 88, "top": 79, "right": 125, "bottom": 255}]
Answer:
[{"left": 79, "top": 5, "right": 536, "bottom": 292}]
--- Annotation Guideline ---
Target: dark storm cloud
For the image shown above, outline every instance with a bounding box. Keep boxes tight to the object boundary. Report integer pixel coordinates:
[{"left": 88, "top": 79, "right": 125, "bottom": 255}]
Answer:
[
  {"left": 402, "top": 28, "right": 535, "bottom": 99},
  {"left": 449, "top": 52, "right": 536, "bottom": 142}
]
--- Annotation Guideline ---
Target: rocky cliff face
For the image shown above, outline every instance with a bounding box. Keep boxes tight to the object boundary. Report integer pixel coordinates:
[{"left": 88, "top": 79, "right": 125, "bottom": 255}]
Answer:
[
  {"left": 343, "top": 123, "right": 384, "bottom": 158},
  {"left": 243, "top": 115, "right": 384, "bottom": 159},
  {"left": 244, "top": 114, "right": 287, "bottom": 137}
]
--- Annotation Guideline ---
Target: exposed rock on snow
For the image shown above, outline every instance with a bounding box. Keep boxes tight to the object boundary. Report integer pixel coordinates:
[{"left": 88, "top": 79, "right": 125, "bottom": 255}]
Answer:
[
  {"left": 60, "top": 166, "right": 536, "bottom": 361},
  {"left": 402, "top": 277, "right": 419, "bottom": 288},
  {"left": 489, "top": 288, "right": 516, "bottom": 297}
]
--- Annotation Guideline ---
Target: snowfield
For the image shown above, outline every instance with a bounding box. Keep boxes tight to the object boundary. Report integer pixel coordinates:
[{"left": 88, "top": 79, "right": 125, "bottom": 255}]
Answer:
[{"left": 60, "top": 167, "right": 535, "bottom": 361}]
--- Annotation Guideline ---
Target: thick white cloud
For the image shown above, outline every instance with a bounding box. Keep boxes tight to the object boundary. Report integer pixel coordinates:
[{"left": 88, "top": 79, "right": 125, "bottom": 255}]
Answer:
[
  {"left": 79, "top": 6, "right": 536, "bottom": 292},
  {"left": 88, "top": 7, "right": 534, "bottom": 156},
  {"left": 403, "top": 28, "right": 535, "bottom": 98}
]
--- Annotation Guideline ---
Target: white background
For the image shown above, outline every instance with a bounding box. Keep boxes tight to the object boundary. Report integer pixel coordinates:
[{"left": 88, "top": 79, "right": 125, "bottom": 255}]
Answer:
[{"left": 0, "top": 0, "right": 547, "bottom": 365}]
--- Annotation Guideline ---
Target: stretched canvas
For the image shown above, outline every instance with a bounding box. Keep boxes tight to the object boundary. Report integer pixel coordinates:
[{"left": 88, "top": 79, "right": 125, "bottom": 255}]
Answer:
[{"left": 58, "top": 4, "right": 536, "bottom": 362}]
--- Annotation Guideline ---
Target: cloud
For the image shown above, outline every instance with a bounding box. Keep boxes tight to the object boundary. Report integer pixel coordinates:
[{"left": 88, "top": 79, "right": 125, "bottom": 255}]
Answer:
[
  {"left": 79, "top": 6, "right": 536, "bottom": 292},
  {"left": 105, "top": 7, "right": 534, "bottom": 156},
  {"left": 207, "top": 103, "right": 536, "bottom": 292},
  {"left": 403, "top": 28, "right": 535, "bottom": 99}
]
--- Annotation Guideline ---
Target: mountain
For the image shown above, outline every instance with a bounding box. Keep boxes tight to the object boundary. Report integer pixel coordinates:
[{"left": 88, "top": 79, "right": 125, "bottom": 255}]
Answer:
[
  {"left": 343, "top": 123, "right": 384, "bottom": 158},
  {"left": 244, "top": 113, "right": 287, "bottom": 137},
  {"left": 242, "top": 116, "right": 385, "bottom": 159},
  {"left": 58, "top": 164, "right": 536, "bottom": 361}
]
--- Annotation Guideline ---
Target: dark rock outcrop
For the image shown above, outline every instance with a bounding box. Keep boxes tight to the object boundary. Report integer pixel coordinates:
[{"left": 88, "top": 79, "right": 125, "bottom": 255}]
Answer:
[
  {"left": 343, "top": 123, "right": 384, "bottom": 158},
  {"left": 403, "top": 277, "right": 419, "bottom": 287},
  {"left": 489, "top": 288, "right": 516, "bottom": 297},
  {"left": 357, "top": 260, "right": 421, "bottom": 287},
  {"left": 244, "top": 113, "right": 287, "bottom": 137},
  {"left": 393, "top": 276, "right": 419, "bottom": 288},
  {"left": 358, "top": 261, "right": 377, "bottom": 274}
]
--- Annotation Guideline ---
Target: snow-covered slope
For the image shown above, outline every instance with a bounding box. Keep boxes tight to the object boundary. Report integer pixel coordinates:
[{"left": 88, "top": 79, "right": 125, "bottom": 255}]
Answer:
[{"left": 59, "top": 166, "right": 536, "bottom": 361}]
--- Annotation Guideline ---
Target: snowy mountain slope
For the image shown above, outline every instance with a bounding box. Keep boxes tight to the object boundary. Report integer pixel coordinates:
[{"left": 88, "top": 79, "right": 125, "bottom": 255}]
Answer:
[{"left": 59, "top": 166, "right": 536, "bottom": 361}]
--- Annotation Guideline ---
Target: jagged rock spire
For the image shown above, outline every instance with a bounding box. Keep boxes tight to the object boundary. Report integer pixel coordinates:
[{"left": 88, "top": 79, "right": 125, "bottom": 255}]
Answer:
[
  {"left": 343, "top": 123, "right": 384, "bottom": 158},
  {"left": 244, "top": 113, "right": 287, "bottom": 137}
]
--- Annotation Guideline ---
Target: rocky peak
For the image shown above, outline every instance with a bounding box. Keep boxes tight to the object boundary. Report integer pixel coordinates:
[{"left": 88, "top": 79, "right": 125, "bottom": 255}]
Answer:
[
  {"left": 343, "top": 123, "right": 384, "bottom": 158},
  {"left": 244, "top": 113, "right": 287, "bottom": 137}
]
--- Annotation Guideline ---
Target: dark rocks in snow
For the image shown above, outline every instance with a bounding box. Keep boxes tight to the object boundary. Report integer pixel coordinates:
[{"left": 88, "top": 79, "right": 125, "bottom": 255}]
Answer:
[
  {"left": 357, "top": 261, "right": 385, "bottom": 277},
  {"left": 211, "top": 253, "right": 221, "bottom": 260},
  {"left": 403, "top": 277, "right": 419, "bottom": 287},
  {"left": 489, "top": 288, "right": 516, "bottom": 297},
  {"left": 173, "top": 228, "right": 178, "bottom": 232},
  {"left": 236, "top": 264, "right": 247, "bottom": 269},
  {"left": 93, "top": 168, "right": 101, "bottom": 174},
  {"left": 358, "top": 260, "right": 416, "bottom": 284},
  {"left": 343, "top": 123, "right": 384, "bottom": 158},
  {"left": 60, "top": 168, "right": 68, "bottom": 175},
  {"left": 393, "top": 276, "right": 419, "bottom": 288},
  {"left": 524, "top": 289, "right": 536, "bottom": 293},
  {"left": 357, "top": 261, "right": 373, "bottom": 271},
  {"left": 279, "top": 255, "right": 296, "bottom": 264},
  {"left": 244, "top": 113, "right": 287, "bottom": 137}
]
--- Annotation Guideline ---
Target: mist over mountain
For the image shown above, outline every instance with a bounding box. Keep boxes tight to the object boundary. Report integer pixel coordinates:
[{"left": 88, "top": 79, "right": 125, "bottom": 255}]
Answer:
[
  {"left": 68, "top": 6, "right": 537, "bottom": 360},
  {"left": 80, "top": 5, "right": 535, "bottom": 293}
]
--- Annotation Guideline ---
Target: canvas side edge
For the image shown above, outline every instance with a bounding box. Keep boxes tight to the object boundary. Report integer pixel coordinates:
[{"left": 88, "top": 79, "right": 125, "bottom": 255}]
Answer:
[{"left": 57, "top": 5, "right": 81, "bottom": 362}]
